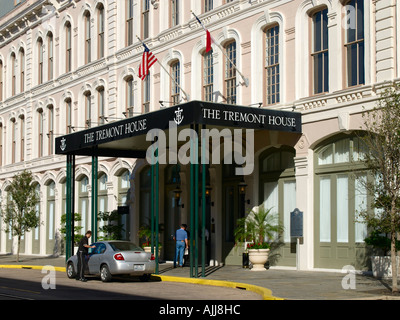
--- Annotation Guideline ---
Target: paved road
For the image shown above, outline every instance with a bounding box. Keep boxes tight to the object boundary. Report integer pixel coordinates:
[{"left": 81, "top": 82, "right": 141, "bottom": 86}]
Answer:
[{"left": 0, "top": 268, "right": 262, "bottom": 301}]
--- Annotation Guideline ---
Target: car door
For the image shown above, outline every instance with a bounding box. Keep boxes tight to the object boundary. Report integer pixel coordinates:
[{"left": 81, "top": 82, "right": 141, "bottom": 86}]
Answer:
[{"left": 88, "top": 243, "right": 104, "bottom": 275}]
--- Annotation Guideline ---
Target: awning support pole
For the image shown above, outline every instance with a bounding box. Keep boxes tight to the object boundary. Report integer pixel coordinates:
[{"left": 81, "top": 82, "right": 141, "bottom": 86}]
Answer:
[
  {"left": 189, "top": 124, "right": 194, "bottom": 278},
  {"left": 194, "top": 124, "right": 199, "bottom": 278},
  {"left": 201, "top": 124, "right": 206, "bottom": 277},
  {"left": 91, "top": 155, "right": 98, "bottom": 242}
]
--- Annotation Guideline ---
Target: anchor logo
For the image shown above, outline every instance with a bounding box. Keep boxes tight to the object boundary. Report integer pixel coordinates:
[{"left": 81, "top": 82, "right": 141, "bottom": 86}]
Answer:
[
  {"left": 174, "top": 107, "right": 184, "bottom": 125},
  {"left": 60, "top": 138, "right": 67, "bottom": 151}
]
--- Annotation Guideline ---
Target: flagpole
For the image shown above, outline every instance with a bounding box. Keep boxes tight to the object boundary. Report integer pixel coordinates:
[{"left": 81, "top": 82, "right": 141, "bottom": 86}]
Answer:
[
  {"left": 191, "top": 11, "right": 249, "bottom": 88},
  {"left": 136, "top": 36, "right": 190, "bottom": 102}
]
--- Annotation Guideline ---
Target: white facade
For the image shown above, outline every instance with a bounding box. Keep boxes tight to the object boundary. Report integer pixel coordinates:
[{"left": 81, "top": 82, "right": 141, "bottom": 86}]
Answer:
[{"left": 0, "top": 0, "right": 397, "bottom": 271}]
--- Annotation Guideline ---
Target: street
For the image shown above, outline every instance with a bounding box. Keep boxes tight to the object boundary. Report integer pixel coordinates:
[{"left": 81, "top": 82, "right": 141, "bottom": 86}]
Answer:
[{"left": 0, "top": 268, "right": 262, "bottom": 300}]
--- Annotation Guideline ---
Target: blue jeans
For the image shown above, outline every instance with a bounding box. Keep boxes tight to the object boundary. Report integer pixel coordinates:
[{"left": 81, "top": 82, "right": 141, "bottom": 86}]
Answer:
[{"left": 174, "top": 241, "right": 185, "bottom": 267}]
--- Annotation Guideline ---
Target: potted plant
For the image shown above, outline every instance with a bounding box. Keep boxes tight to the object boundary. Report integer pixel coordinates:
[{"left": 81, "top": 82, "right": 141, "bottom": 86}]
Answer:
[
  {"left": 235, "top": 206, "right": 283, "bottom": 271},
  {"left": 365, "top": 230, "right": 400, "bottom": 279},
  {"left": 138, "top": 225, "right": 162, "bottom": 256}
]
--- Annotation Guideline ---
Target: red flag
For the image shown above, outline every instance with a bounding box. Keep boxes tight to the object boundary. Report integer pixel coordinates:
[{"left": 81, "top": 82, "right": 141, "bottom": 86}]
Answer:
[
  {"left": 138, "top": 44, "right": 157, "bottom": 81},
  {"left": 206, "top": 30, "right": 212, "bottom": 53}
]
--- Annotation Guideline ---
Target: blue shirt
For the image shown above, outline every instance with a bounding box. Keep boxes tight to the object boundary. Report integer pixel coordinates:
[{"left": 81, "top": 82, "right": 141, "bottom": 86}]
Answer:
[{"left": 175, "top": 228, "right": 187, "bottom": 241}]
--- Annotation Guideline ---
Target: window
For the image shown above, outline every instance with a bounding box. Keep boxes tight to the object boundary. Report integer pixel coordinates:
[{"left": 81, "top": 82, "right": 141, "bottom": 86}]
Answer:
[
  {"left": 79, "top": 177, "right": 89, "bottom": 235},
  {"left": 225, "top": 41, "right": 237, "bottom": 105},
  {"left": 98, "top": 5, "right": 105, "bottom": 59},
  {"left": 345, "top": 0, "right": 364, "bottom": 87},
  {"left": 143, "top": 74, "right": 150, "bottom": 113},
  {"left": 85, "top": 92, "right": 92, "bottom": 128},
  {"left": 171, "top": 61, "right": 180, "bottom": 105},
  {"left": 312, "top": 9, "right": 329, "bottom": 94},
  {"left": 84, "top": 11, "right": 91, "bottom": 64},
  {"left": 204, "top": 0, "right": 213, "bottom": 12},
  {"left": 47, "top": 181, "right": 56, "bottom": 247},
  {"left": 203, "top": 50, "right": 214, "bottom": 102},
  {"left": 19, "top": 49, "right": 25, "bottom": 92},
  {"left": 171, "top": 0, "right": 179, "bottom": 27},
  {"left": 38, "top": 38, "right": 44, "bottom": 84},
  {"left": 259, "top": 147, "right": 295, "bottom": 265},
  {"left": 48, "top": 33, "right": 54, "bottom": 80},
  {"left": 98, "top": 88, "right": 105, "bottom": 125},
  {"left": 126, "top": 77, "right": 134, "bottom": 117},
  {"left": 126, "top": 0, "right": 134, "bottom": 46},
  {"left": 142, "top": 0, "right": 150, "bottom": 39},
  {"left": 38, "top": 109, "right": 44, "bottom": 157},
  {"left": 20, "top": 116, "right": 24, "bottom": 161},
  {"left": 315, "top": 135, "right": 370, "bottom": 268},
  {"left": 48, "top": 105, "right": 54, "bottom": 155},
  {"left": 0, "top": 124, "right": 3, "bottom": 166},
  {"left": 66, "top": 99, "right": 72, "bottom": 133},
  {"left": 11, "top": 119, "right": 16, "bottom": 163},
  {"left": 265, "top": 25, "right": 280, "bottom": 105},
  {"left": 11, "top": 53, "right": 16, "bottom": 96},
  {"left": 66, "top": 22, "right": 72, "bottom": 72},
  {"left": 0, "top": 60, "right": 3, "bottom": 101}
]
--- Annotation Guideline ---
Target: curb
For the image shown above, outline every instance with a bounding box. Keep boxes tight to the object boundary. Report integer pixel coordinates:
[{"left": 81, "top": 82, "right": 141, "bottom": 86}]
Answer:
[
  {"left": 151, "top": 275, "right": 283, "bottom": 300},
  {"left": 0, "top": 265, "right": 66, "bottom": 273},
  {"left": 0, "top": 264, "right": 282, "bottom": 300}
]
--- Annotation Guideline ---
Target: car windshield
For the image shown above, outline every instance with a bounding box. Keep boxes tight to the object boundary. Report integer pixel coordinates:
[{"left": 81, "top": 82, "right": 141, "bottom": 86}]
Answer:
[{"left": 109, "top": 242, "right": 142, "bottom": 252}]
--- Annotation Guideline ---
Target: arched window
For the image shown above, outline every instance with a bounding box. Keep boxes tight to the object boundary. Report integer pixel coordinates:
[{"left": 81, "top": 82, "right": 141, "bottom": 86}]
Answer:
[
  {"left": 38, "top": 38, "right": 44, "bottom": 84},
  {"left": 46, "top": 181, "right": 56, "bottom": 254},
  {"left": 48, "top": 32, "right": 54, "bottom": 80},
  {"left": 84, "top": 91, "right": 92, "bottom": 128},
  {"left": 119, "top": 170, "right": 131, "bottom": 240},
  {"left": 97, "top": 4, "right": 105, "bottom": 59},
  {"left": 259, "top": 147, "right": 296, "bottom": 266},
  {"left": 344, "top": 0, "right": 365, "bottom": 87},
  {"left": 11, "top": 52, "right": 16, "bottom": 96},
  {"left": 224, "top": 41, "right": 237, "bottom": 105},
  {"left": 84, "top": 11, "right": 91, "bottom": 64},
  {"left": 126, "top": 76, "right": 134, "bottom": 117},
  {"left": 65, "top": 22, "right": 72, "bottom": 72},
  {"left": 170, "top": 60, "right": 180, "bottom": 105},
  {"left": 265, "top": 25, "right": 280, "bottom": 105},
  {"left": 19, "top": 48, "right": 25, "bottom": 92},
  {"left": 0, "top": 60, "right": 3, "bottom": 100},
  {"left": 311, "top": 8, "right": 329, "bottom": 94},
  {"left": 38, "top": 108, "right": 44, "bottom": 157},
  {"left": 314, "top": 134, "right": 369, "bottom": 269},
  {"left": 126, "top": 0, "right": 134, "bottom": 46},
  {"left": 79, "top": 176, "right": 89, "bottom": 235},
  {"left": 203, "top": 50, "right": 213, "bottom": 102},
  {"left": 66, "top": 98, "right": 72, "bottom": 134}
]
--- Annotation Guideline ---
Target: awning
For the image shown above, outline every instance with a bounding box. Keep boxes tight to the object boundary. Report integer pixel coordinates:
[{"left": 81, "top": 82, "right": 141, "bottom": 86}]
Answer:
[{"left": 55, "top": 100, "right": 302, "bottom": 158}]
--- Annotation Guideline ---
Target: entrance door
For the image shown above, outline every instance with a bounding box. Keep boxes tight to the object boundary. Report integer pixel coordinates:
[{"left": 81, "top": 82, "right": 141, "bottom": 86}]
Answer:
[
  {"left": 164, "top": 187, "right": 181, "bottom": 261},
  {"left": 222, "top": 181, "right": 242, "bottom": 265}
]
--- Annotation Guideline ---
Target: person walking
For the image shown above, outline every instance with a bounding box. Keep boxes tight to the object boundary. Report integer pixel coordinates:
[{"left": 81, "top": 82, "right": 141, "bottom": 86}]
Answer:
[
  {"left": 76, "top": 230, "right": 96, "bottom": 282},
  {"left": 174, "top": 224, "right": 188, "bottom": 268}
]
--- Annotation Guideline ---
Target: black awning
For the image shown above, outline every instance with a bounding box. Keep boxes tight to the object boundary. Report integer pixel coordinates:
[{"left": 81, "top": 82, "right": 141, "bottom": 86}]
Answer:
[{"left": 55, "top": 100, "right": 301, "bottom": 157}]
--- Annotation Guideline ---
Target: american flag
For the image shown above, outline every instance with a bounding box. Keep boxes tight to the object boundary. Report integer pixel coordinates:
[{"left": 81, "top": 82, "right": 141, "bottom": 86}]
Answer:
[{"left": 138, "top": 43, "right": 157, "bottom": 81}]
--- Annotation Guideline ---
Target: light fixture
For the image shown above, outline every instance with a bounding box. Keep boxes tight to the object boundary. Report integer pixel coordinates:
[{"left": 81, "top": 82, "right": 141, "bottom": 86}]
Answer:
[
  {"left": 205, "top": 185, "right": 212, "bottom": 197},
  {"left": 238, "top": 180, "right": 247, "bottom": 195},
  {"left": 173, "top": 185, "right": 182, "bottom": 200}
]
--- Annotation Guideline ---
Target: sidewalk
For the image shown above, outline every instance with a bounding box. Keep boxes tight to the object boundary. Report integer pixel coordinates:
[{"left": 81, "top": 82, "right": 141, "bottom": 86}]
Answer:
[{"left": 1, "top": 254, "right": 399, "bottom": 300}]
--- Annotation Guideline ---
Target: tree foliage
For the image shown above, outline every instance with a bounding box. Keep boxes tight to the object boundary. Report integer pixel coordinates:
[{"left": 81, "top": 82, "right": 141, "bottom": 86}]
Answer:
[
  {"left": 1, "top": 170, "right": 40, "bottom": 262},
  {"left": 359, "top": 83, "right": 400, "bottom": 293}
]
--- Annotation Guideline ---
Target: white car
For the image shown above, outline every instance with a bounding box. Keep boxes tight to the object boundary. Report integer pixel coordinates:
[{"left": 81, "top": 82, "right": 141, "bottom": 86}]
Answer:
[{"left": 66, "top": 241, "right": 156, "bottom": 282}]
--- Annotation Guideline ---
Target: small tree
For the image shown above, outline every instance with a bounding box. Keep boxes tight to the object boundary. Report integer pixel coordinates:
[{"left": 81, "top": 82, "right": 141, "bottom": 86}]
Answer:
[
  {"left": 359, "top": 83, "right": 400, "bottom": 294},
  {"left": 1, "top": 170, "right": 40, "bottom": 262}
]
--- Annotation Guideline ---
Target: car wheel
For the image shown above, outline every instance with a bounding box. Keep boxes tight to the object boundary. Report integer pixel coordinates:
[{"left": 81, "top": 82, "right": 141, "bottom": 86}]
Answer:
[
  {"left": 67, "top": 262, "right": 76, "bottom": 279},
  {"left": 139, "top": 274, "right": 151, "bottom": 282},
  {"left": 100, "top": 264, "right": 112, "bottom": 282}
]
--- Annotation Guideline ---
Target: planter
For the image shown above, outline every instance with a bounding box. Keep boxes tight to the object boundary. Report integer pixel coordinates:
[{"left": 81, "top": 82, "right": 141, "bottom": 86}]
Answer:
[
  {"left": 143, "top": 246, "right": 161, "bottom": 257},
  {"left": 371, "top": 256, "right": 400, "bottom": 279},
  {"left": 248, "top": 249, "right": 270, "bottom": 271}
]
